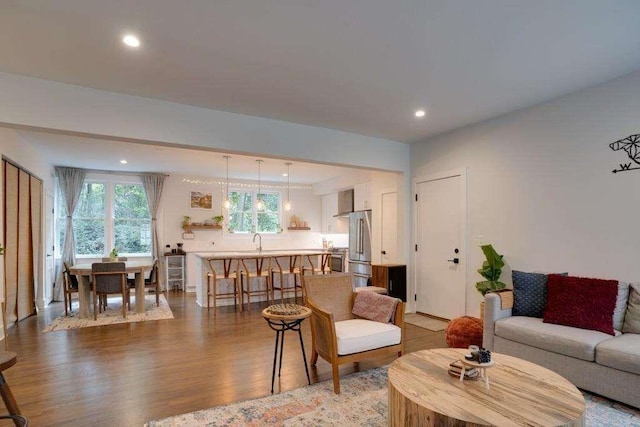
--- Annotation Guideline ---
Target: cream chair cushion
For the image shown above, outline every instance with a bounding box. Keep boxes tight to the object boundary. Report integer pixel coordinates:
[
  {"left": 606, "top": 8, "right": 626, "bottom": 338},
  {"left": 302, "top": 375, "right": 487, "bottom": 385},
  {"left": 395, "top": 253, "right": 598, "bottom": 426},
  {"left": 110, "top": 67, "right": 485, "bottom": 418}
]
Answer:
[{"left": 335, "top": 319, "right": 401, "bottom": 355}]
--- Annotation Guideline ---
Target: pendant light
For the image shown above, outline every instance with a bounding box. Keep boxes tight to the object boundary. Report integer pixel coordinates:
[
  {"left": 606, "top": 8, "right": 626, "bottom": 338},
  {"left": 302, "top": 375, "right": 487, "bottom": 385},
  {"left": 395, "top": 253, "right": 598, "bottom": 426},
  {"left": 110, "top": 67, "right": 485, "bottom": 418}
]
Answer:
[
  {"left": 255, "top": 159, "right": 264, "bottom": 210},
  {"left": 284, "top": 162, "right": 292, "bottom": 211},
  {"left": 222, "top": 155, "right": 231, "bottom": 209}
]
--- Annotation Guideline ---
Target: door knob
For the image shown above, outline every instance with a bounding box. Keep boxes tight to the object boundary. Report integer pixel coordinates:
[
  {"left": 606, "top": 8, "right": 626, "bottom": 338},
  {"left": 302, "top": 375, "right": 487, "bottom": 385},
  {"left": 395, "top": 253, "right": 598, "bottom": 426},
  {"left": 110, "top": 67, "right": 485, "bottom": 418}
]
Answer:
[
  {"left": 447, "top": 258, "right": 459, "bottom": 264},
  {"left": 381, "top": 250, "right": 386, "bottom": 255}
]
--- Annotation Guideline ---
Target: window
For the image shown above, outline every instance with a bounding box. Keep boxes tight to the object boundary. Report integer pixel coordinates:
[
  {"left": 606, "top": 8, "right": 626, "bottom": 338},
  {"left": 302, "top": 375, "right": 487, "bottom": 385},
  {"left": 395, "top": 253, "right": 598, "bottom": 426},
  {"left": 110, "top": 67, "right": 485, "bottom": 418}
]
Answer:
[
  {"left": 227, "top": 189, "right": 281, "bottom": 233},
  {"left": 57, "top": 179, "right": 151, "bottom": 256}
]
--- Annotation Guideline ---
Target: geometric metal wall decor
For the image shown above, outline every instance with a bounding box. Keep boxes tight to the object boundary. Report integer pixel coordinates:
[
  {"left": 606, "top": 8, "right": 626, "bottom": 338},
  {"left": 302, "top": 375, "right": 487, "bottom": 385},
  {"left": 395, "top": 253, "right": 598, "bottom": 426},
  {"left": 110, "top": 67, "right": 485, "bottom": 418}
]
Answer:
[{"left": 610, "top": 134, "right": 640, "bottom": 174}]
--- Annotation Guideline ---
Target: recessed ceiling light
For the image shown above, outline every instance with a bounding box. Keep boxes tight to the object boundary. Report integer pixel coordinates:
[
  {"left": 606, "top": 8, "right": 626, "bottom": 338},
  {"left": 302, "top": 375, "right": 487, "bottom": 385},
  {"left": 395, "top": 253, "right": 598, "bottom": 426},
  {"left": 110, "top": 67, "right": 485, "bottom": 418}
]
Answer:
[
  {"left": 414, "top": 109, "right": 426, "bottom": 118},
  {"left": 122, "top": 35, "right": 141, "bottom": 48},
  {"left": 120, "top": 159, "right": 128, "bottom": 164}
]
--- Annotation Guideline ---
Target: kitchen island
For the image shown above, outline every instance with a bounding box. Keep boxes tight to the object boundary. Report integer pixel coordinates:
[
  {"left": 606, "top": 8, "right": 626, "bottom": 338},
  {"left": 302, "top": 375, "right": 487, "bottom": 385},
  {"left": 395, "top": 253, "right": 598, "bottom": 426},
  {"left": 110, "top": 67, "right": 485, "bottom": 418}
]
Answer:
[{"left": 186, "top": 250, "right": 330, "bottom": 307}]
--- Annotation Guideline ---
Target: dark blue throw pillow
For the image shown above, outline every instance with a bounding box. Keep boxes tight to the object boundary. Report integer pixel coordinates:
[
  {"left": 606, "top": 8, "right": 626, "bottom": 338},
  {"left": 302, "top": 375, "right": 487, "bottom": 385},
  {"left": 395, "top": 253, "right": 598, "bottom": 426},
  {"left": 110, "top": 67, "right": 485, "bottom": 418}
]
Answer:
[{"left": 512, "top": 271, "right": 551, "bottom": 318}]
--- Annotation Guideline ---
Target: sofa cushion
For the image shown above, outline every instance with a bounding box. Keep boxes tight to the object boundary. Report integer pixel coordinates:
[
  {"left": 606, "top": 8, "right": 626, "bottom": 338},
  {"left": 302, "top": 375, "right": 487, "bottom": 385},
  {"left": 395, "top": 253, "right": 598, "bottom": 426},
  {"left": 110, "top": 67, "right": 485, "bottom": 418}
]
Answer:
[
  {"left": 512, "top": 271, "right": 550, "bottom": 318},
  {"left": 544, "top": 274, "right": 618, "bottom": 335},
  {"left": 495, "top": 316, "right": 614, "bottom": 361},
  {"left": 596, "top": 334, "right": 640, "bottom": 375},
  {"left": 613, "top": 281, "right": 630, "bottom": 332},
  {"left": 335, "top": 319, "right": 401, "bottom": 355},
  {"left": 622, "top": 283, "right": 640, "bottom": 334}
]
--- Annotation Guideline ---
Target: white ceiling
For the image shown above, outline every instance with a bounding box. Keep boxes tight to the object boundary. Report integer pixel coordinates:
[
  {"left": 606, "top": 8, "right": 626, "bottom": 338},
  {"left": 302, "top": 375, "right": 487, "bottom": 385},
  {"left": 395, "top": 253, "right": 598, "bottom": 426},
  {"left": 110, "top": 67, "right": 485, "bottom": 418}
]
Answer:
[
  {"left": 18, "top": 130, "right": 356, "bottom": 184},
  {"left": 2, "top": 0, "right": 640, "bottom": 145}
]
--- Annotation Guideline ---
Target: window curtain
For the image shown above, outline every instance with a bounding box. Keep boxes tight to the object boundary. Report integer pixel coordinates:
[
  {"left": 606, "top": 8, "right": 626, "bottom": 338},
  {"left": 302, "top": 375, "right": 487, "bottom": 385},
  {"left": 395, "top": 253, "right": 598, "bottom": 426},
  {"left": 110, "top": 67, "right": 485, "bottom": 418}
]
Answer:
[
  {"left": 53, "top": 166, "right": 86, "bottom": 301},
  {"left": 141, "top": 173, "right": 166, "bottom": 289}
]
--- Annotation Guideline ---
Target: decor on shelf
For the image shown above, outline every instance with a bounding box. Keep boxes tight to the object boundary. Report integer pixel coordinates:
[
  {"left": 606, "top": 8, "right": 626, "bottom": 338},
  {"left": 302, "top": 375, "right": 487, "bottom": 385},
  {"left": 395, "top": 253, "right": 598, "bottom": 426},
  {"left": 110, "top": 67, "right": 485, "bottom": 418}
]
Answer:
[
  {"left": 181, "top": 216, "right": 191, "bottom": 227},
  {"left": 475, "top": 244, "right": 506, "bottom": 296},
  {"left": 222, "top": 155, "right": 231, "bottom": 209},
  {"left": 255, "top": 159, "right": 264, "bottom": 210},
  {"left": 212, "top": 215, "right": 224, "bottom": 225},
  {"left": 109, "top": 248, "right": 118, "bottom": 261},
  {"left": 190, "top": 190, "right": 213, "bottom": 210},
  {"left": 284, "top": 162, "right": 292, "bottom": 211}
]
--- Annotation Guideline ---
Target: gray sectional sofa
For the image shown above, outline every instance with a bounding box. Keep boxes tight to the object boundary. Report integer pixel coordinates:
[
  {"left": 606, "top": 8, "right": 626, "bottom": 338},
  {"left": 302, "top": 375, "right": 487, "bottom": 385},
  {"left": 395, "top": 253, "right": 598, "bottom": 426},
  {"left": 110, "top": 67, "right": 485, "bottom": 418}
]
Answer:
[{"left": 483, "top": 289, "right": 640, "bottom": 409}]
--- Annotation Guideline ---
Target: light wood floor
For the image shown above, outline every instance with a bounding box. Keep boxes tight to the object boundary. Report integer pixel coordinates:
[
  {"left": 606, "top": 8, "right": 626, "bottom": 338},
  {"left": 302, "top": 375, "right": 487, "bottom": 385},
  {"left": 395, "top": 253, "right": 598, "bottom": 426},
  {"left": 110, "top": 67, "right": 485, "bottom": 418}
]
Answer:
[{"left": 1, "top": 292, "right": 447, "bottom": 427}]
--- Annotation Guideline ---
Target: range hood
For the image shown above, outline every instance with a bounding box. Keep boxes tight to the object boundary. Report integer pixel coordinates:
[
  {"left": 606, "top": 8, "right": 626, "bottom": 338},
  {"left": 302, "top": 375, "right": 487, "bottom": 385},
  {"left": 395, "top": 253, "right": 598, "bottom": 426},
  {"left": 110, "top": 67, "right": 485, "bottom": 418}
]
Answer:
[{"left": 334, "top": 189, "right": 354, "bottom": 217}]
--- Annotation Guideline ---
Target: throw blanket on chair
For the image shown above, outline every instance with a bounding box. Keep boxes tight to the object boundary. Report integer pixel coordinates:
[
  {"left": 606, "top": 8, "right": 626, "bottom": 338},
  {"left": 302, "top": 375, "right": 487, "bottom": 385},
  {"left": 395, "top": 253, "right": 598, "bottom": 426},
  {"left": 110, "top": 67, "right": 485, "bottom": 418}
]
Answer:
[{"left": 352, "top": 290, "right": 399, "bottom": 323}]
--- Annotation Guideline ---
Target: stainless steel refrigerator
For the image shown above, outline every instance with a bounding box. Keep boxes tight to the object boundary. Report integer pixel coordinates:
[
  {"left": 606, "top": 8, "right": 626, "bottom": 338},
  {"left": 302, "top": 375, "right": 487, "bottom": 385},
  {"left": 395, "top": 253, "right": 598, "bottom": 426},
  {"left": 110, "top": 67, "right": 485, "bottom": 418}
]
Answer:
[{"left": 348, "top": 210, "right": 372, "bottom": 288}]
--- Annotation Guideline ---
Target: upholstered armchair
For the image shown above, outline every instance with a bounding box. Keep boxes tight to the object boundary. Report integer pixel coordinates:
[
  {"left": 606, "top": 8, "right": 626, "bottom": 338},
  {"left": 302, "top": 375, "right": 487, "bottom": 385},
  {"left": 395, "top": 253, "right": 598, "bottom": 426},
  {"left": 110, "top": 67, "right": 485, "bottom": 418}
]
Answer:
[{"left": 304, "top": 272, "right": 404, "bottom": 394}]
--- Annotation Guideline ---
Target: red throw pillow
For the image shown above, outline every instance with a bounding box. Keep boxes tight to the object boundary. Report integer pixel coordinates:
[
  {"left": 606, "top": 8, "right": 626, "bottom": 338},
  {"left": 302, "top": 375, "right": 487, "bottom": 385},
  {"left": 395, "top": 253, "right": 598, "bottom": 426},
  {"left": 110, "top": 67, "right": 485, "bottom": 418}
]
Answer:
[{"left": 543, "top": 274, "right": 618, "bottom": 335}]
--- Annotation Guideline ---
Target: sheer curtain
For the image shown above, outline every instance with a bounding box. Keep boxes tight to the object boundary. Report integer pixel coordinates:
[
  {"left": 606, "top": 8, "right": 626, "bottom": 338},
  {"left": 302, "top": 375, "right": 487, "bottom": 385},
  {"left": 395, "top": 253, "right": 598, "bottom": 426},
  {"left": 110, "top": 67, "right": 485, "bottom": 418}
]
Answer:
[
  {"left": 53, "top": 166, "right": 86, "bottom": 301},
  {"left": 141, "top": 173, "right": 166, "bottom": 288}
]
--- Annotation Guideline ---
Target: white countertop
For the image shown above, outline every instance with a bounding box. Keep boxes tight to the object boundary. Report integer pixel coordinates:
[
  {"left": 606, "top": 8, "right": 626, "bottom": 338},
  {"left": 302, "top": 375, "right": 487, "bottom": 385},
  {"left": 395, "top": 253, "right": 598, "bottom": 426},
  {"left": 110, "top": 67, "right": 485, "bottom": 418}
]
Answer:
[{"left": 191, "top": 249, "right": 328, "bottom": 258}]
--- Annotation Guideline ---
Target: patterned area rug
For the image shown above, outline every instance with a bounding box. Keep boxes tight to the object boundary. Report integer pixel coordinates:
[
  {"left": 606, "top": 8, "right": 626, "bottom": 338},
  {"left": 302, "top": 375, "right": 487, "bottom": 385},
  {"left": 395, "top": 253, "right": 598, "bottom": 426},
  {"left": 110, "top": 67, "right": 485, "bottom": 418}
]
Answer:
[
  {"left": 145, "top": 366, "right": 640, "bottom": 426},
  {"left": 43, "top": 294, "right": 173, "bottom": 332},
  {"left": 404, "top": 313, "right": 449, "bottom": 331}
]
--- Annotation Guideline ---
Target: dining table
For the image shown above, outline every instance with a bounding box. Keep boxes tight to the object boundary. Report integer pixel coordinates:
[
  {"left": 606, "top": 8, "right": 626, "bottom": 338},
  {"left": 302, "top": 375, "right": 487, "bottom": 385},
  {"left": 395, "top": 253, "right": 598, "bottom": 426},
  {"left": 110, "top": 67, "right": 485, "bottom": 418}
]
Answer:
[{"left": 69, "top": 261, "right": 154, "bottom": 319}]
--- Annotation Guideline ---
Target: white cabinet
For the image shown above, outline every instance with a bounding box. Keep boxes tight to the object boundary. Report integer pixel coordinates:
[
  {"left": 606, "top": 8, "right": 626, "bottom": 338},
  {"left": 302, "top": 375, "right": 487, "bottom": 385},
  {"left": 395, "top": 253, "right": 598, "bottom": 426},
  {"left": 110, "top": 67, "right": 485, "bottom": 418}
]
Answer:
[
  {"left": 354, "top": 182, "right": 371, "bottom": 211},
  {"left": 321, "top": 193, "right": 348, "bottom": 233},
  {"left": 165, "top": 255, "right": 185, "bottom": 291}
]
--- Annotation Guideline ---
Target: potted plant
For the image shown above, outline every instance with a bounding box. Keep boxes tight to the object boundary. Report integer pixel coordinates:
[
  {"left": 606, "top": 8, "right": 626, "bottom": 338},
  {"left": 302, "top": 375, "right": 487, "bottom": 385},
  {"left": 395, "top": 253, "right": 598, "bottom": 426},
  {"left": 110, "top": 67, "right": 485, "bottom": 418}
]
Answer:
[
  {"left": 0, "top": 244, "right": 4, "bottom": 255},
  {"left": 109, "top": 247, "right": 118, "bottom": 261},
  {"left": 182, "top": 215, "right": 192, "bottom": 227},
  {"left": 476, "top": 244, "right": 507, "bottom": 320},
  {"left": 212, "top": 215, "right": 224, "bottom": 226}
]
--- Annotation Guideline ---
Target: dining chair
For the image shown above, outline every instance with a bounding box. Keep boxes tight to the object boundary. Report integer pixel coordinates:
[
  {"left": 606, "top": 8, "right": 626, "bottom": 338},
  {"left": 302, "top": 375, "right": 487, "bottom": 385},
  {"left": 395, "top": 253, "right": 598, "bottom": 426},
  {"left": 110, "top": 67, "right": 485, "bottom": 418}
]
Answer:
[
  {"left": 144, "top": 259, "right": 161, "bottom": 306},
  {"left": 91, "top": 262, "right": 130, "bottom": 320},
  {"left": 238, "top": 256, "right": 272, "bottom": 311},
  {"left": 206, "top": 257, "right": 240, "bottom": 316},
  {"left": 62, "top": 261, "right": 83, "bottom": 316},
  {"left": 270, "top": 255, "right": 303, "bottom": 303}
]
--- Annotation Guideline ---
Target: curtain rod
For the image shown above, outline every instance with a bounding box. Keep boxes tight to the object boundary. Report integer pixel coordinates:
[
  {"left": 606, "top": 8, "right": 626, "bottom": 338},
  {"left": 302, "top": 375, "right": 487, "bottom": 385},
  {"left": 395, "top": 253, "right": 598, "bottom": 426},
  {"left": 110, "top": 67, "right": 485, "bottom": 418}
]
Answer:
[{"left": 59, "top": 167, "right": 170, "bottom": 177}]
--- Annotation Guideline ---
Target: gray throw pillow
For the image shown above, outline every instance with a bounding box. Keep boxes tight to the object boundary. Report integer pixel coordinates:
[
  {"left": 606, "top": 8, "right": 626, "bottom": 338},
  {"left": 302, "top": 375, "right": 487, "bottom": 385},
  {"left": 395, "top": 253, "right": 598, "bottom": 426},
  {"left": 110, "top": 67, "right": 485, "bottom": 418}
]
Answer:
[
  {"left": 613, "top": 281, "right": 630, "bottom": 331},
  {"left": 512, "top": 271, "right": 549, "bottom": 318},
  {"left": 622, "top": 283, "right": 640, "bottom": 334}
]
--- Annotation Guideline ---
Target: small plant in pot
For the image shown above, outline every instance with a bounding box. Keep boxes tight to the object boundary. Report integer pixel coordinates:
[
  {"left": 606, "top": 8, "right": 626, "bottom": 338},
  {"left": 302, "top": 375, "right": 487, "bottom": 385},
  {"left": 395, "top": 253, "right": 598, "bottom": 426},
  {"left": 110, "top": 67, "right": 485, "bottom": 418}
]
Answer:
[
  {"left": 476, "top": 244, "right": 507, "bottom": 320},
  {"left": 109, "top": 247, "right": 118, "bottom": 261},
  {"left": 182, "top": 216, "right": 192, "bottom": 227},
  {"left": 212, "top": 215, "right": 224, "bottom": 226}
]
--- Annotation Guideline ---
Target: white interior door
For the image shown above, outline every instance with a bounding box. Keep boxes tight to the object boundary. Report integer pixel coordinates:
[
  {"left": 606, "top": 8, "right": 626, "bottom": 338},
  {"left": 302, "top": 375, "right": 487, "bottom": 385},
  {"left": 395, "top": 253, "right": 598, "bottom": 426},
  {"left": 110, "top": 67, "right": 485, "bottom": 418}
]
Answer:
[
  {"left": 380, "top": 191, "right": 398, "bottom": 264},
  {"left": 415, "top": 172, "right": 466, "bottom": 319}
]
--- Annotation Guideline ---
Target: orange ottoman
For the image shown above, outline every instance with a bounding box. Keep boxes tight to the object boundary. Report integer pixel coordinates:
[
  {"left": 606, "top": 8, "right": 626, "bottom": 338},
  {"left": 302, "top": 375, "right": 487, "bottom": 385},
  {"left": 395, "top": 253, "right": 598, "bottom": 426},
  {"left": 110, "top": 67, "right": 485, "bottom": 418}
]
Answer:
[{"left": 445, "top": 316, "right": 483, "bottom": 348}]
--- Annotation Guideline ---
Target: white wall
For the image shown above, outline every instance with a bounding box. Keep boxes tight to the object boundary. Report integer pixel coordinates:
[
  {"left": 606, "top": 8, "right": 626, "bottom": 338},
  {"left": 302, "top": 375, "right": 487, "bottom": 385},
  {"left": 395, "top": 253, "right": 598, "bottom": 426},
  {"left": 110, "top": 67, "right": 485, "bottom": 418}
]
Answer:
[{"left": 411, "top": 70, "right": 640, "bottom": 316}]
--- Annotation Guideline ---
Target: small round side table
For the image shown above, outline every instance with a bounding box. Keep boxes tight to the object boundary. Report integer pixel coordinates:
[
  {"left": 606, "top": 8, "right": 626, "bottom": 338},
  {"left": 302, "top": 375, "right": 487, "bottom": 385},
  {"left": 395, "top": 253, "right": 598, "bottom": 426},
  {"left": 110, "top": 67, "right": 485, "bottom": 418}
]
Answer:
[
  {"left": 262, "top": 304, "right": 311, "bottom": 393},
  {"left": 459, "top": 358, "right": 494, "bottom": 390}
]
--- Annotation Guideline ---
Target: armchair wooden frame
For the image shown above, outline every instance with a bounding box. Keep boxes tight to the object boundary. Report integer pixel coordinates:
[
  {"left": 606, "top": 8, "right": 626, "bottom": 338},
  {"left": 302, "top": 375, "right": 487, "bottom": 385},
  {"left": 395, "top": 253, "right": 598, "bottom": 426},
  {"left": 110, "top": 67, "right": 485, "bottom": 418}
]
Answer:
[{"left": 304, "top": 273, "right": 405, "bottom": 394}]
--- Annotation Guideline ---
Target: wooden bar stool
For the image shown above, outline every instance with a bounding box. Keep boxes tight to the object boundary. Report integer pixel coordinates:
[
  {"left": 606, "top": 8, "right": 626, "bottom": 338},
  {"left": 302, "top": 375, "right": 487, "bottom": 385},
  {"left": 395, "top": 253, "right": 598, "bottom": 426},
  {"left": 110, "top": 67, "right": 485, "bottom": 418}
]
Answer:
[
  {"left": 0, "top": 351, "right": 26, "bottom": 426},
  {"left": 301, "top": 253, "right": 332, "bottom": 276},
  {"left": 239, "top": 256, "right": 272, "bottom": 310},
  {"left": 206, "top": 258, "right": 240, "bottom": 316},
  {"left": 270, "top": 255, "right": 303, "bottom": 304}
]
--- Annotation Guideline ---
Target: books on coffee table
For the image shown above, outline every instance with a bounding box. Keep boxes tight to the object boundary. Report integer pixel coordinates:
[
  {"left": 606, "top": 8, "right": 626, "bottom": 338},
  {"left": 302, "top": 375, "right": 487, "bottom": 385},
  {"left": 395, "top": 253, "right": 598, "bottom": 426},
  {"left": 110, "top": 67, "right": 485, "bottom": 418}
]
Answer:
[{"left": 448, "top": 360, "right": 479, "bottom": 379}]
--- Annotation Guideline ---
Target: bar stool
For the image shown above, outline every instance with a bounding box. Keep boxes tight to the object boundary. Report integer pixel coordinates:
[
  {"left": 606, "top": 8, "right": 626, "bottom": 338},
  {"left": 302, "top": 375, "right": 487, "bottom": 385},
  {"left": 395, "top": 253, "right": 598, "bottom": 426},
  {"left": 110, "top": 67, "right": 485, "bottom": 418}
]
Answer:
[
  {"left": 239, "top": 256, "right": 272, "bottom": 310},
  {"left": 270, "top": 255, "right": 303, "bottom": 303},
  {"left": 301, "top": 253, "right": 332, "bottom": 276},
  {"left": 206, "top": 258, "right": 240, "bottom": 316}
]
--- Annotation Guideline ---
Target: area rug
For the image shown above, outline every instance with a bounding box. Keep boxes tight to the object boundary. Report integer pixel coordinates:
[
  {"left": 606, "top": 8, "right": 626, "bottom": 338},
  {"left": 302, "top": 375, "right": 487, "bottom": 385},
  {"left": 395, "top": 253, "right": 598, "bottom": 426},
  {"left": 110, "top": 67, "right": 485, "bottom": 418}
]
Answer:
[
  {"left": 404, "top": 313, "right": 449, "bottom": 331},
  {"left": 43, "top": 294, "right": 173, "bottom": 332},
  {"left": 145, "top": 367, "right": 640, "bottom": 426}
]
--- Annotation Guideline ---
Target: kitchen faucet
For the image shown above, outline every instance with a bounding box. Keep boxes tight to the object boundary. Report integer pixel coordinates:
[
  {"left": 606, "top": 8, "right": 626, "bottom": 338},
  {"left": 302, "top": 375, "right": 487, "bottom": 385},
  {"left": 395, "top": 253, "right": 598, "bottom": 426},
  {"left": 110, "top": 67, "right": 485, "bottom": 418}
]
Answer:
[{"left": 253, "top": 232, "right": 262, "bottom": 252}]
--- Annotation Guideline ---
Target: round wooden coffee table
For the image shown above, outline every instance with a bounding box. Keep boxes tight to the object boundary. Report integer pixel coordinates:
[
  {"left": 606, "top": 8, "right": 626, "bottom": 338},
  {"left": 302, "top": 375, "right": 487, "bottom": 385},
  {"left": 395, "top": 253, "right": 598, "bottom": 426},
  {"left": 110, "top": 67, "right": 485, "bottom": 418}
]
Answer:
[{"left": 388, "top": 348, "right": 585, "bottom": 426}]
